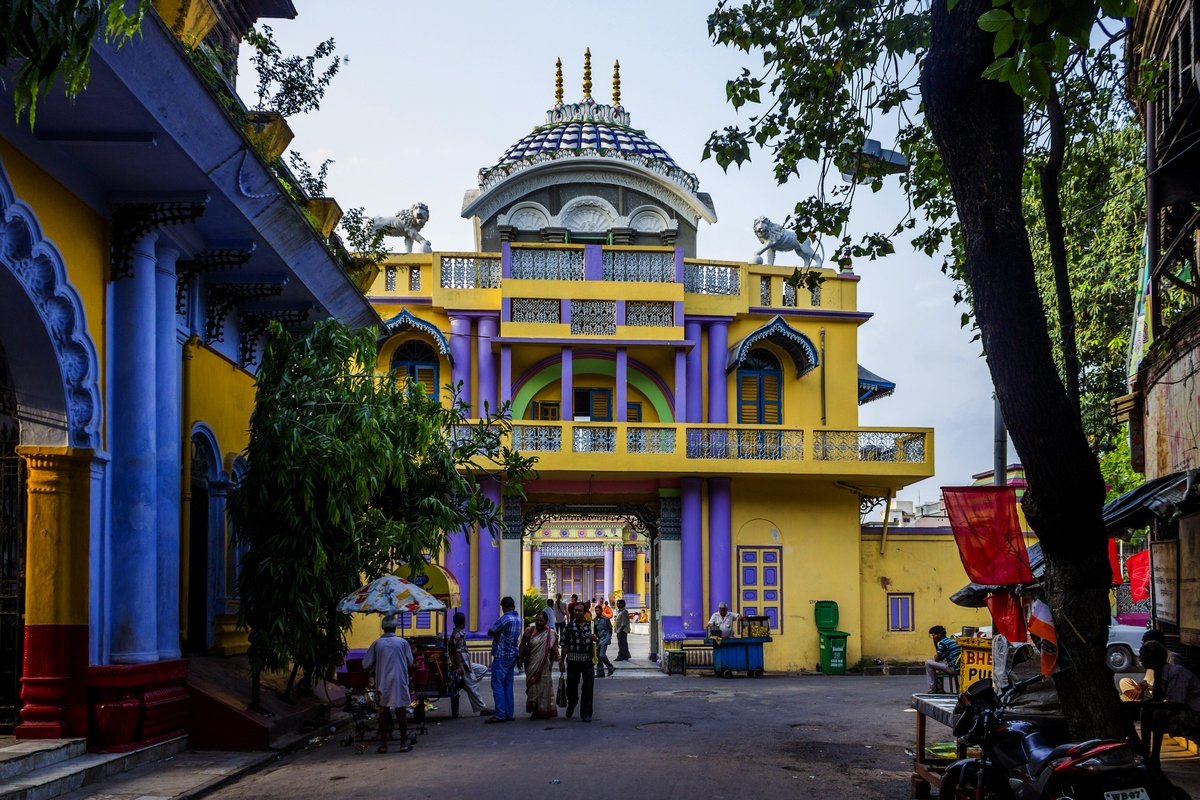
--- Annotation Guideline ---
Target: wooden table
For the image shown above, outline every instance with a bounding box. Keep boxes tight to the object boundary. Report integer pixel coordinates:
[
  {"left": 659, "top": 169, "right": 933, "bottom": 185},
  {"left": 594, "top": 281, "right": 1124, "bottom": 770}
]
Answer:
[{"left": 910, "top": 693, "right": 962, "bottom": 798}]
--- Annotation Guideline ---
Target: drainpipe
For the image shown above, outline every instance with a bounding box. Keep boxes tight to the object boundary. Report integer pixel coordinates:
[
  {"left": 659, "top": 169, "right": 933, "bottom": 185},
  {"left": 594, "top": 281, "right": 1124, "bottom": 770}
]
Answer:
[
  {"left": 820, "top": 328, "right": 827, "bottom": 426},
  {"left": 879, "top": 489, "right": 894, "bottom": 555}
]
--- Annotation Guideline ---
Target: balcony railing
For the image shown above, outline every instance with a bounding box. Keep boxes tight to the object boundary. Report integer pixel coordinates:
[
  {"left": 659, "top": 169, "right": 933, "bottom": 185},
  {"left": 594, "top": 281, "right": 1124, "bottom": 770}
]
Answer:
[
  {"left": 510, "top": 247, "right": 585, "bottom": 281},
  {"left": 507, "top": 421, "right": 930, "bottom": 470},
  {"left": 601, "top": 250, "right": 675, "bottom": 282},
  {"left": 684, "top": 263, "right": 741, "bottom": 295},
  {"left": 441, "top": 256, "right": 501, "bottom": 289}
]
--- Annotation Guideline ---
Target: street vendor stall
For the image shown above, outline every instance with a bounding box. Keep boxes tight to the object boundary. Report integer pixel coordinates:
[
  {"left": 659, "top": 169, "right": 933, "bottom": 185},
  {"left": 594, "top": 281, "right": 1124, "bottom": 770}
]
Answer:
[{"left": 706, "top": 616, "right": 773, "bottom": 678}]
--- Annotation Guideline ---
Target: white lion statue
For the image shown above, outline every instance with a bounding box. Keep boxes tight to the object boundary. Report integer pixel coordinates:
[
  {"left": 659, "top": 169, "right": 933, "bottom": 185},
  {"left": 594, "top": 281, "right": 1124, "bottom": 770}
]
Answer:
[
  {"left": 752, "top": 216, "right": 822, "bottom": 267},
  {"left": 371, "top": 203, "right": 432, "bottom": 253}
]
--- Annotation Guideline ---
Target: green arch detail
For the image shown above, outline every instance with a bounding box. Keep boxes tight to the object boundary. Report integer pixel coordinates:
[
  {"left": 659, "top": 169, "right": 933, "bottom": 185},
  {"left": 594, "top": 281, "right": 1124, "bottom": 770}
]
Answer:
[{"left": 512, "top": 357, "right": 674, "bottom": 422}]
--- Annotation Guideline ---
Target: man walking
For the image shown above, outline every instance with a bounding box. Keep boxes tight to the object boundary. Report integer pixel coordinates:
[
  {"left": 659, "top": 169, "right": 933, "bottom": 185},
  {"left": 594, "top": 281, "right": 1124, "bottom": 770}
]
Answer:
[
  {"left": 924, "top": 624, "right": 961, "bottom": 693},
  {"left": 560, "top": 603, "right": 598, "bottom": 722},
  {"left": 449, "top": 611, "right": 491, "bottom": 717},
  {"left": 486, "top": 596, "right": 522, "bottom": 723},
  {"left": 553, "top": 592, "right": 567, "bottom": 635},
  {"left": 614, "top": 598, "right": 632, "bottom": 661}
]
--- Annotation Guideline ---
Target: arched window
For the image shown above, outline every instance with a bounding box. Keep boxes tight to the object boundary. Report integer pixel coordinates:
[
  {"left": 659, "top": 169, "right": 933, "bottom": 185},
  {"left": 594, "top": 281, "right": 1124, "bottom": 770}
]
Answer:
[
  {"left": 390, "top": 340, "right": 439, "bottom": 398},
  {"left": 737, "top": 349, "right": 782, "bottom": 425}
]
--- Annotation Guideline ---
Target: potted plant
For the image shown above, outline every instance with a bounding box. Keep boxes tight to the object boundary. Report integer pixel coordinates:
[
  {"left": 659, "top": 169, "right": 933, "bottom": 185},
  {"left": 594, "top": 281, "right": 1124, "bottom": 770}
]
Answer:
[
  {"left": 335, "top": 207, "right": 389, "bottom": 293},
  {"left": 289, "top": 153, "right": 343, "bottom": 237},
  {"left": 154, "top": 0, "right": 218, "bottom": 49},
  {"left": 242, "top": 25, "right": 341, "bottom": 161}
]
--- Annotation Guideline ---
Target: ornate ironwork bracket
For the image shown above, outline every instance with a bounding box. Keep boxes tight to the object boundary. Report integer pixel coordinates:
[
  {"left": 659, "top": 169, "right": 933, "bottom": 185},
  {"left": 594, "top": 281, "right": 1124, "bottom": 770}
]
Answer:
[
  {"left": 110, "top": 202, "right": 206, "bottom": 281},
  {"left": 238, "top": 306, "right": 312, "bottom": 368},
  {"left": 205, "top": 279, "right": 287, "bottom": 344},
  {"left": 176, "top": 247, "right": 256, "bottom": 315},
  {"left": 860, "top": 495, "right": 887, "bottom": 517},
  {"left": 520, "top": 503, "right": 660, "bottom": 539}
]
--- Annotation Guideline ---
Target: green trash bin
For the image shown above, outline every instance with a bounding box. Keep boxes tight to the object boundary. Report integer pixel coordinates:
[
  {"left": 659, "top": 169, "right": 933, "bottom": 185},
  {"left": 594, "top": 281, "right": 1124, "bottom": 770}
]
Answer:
[{"left": 818, "top": 630, "right": 850, "bottom": 674}]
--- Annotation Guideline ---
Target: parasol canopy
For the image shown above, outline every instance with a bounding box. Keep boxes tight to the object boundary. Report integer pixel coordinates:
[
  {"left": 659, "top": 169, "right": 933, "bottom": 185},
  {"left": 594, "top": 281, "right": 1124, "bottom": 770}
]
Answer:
[
  {"left": 337, "top": 575, "right": 446, "bottom": 615},
  {"left": 394, "top": 562, "right": 462, "bottom": 608}
]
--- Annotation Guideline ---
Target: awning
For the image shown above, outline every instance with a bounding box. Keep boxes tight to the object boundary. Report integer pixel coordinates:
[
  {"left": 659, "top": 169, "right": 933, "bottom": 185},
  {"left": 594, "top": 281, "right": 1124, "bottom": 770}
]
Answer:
[
  {"left": 858, "top": 364, "right": 896, "bottom": 405},
  {"left": 725, "top": 315, "right": 818, "bottom": 378},
  {"left": 380, "top": 308, "right": 453, "bottom": 362},
  {"left": 394, "top": 562, "right": 462, "bottom": 608},
  {"left": 1102, "top": 471, "right": 1194, "bottom": 533}
]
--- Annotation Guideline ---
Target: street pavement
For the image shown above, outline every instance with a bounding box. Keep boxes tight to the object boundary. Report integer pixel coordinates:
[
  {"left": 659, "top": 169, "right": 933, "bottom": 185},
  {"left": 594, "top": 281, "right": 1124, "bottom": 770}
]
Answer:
[{"left": 209, "top": 673, "right": 926, "bottom": 800}]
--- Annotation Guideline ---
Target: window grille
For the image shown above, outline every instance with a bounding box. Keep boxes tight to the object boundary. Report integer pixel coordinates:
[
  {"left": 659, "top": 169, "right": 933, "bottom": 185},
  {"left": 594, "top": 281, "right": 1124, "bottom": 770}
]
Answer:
[
  {"left": 625, "top": 301, "right": 674, "bottom": 327},
  {"left": 570, "top": 300, "right": 616, "bottom": 335},
  {"left": 385, "top": 267, "right": 396, "bottom": 292},
  {"left": 511, "top": 299, "right": 561, "bottom": 324}
]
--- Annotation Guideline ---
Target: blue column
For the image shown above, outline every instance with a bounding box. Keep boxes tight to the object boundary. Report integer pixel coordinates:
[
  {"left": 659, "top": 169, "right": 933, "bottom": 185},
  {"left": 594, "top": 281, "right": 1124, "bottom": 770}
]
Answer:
[
  {"left": 156, "top": 246, "right": 182, "bottom": 660},
  {"left": 707, "top": 321, "right": 729, "bottom": 423},
  {"left": 685, "top": 321, "right": 702, "bottom": 423},
  {"left": 561, "top": 347, "right": 573, "bottom": 420},
  {"left": 603, "top": 544, "right": 613, "bottom": 599},
  {"left": 476, "top": 479, "right": 502, "bottom": 633},
  {"left": 708, "top": 477, "right": 732, "bottom": 615},
  {"left": 680, "top": 477, "right": 703, "bottom": 636},
  {"left": 674, "top": 349, "right": 687, "bottom": 423},
  {"left": 447, "top": 527, "right": 472, "bottom": 631},
  {"left": 476, "top": 315, "right": 498, "bottom": 417},
  {"left": 450, "top": 315, "right": 472, "bottom": 413},
  {"left": 110, "top": 232, "right": 160, "bottom": 664}
]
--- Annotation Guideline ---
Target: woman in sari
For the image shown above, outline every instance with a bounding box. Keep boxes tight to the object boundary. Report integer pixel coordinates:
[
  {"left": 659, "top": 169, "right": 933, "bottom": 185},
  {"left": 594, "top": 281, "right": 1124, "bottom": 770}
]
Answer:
[{"left": 519, "top": 611, "right": 559, "bottom": 719}]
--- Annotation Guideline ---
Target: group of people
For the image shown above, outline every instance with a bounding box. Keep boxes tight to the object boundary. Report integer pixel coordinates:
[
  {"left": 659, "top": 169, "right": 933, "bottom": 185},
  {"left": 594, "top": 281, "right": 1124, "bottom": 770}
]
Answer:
[{"left": 476, "top": 594, "right": 633, "bottom": 724}]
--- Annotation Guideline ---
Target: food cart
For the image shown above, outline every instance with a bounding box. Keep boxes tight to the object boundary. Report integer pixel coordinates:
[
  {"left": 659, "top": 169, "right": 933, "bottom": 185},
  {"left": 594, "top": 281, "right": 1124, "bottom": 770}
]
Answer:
[{"left": 706, "top": 616, "right": 773, "bottom": 678}]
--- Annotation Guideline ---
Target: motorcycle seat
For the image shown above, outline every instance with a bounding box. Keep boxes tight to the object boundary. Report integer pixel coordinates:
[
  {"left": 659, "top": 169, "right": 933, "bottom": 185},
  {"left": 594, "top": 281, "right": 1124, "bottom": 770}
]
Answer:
[{"left": 1022, "top": 732, "right": 1086, "bottom": 774}]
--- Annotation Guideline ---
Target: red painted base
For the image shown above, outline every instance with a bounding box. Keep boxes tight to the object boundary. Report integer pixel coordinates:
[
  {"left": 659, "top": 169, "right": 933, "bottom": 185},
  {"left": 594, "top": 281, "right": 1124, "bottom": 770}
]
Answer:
[
  {"left": 86, "top": 660, "right": 189, "bottom": 752},
  {"left": 17, "top": 625, "right": 88, "bottom": 740}
]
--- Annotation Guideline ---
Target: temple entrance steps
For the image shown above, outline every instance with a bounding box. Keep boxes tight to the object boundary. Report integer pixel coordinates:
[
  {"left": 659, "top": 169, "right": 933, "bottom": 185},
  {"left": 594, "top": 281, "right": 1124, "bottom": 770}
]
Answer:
[{"left": 0, "top": 735, "right": 184, "bottom": 800}]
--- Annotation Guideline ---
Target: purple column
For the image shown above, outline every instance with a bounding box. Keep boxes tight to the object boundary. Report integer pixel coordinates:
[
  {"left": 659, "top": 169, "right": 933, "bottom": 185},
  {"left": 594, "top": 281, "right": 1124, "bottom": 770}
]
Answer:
[
  {"left": 708, "top": 477, "right": 732, "bottom": 612},
  {"left": 532, "top": 547, "right": 542, "bottom": 592},
  {"left": 674, "top": 349, "right": 687, "bottom": 423},
  {"left": 615, "top": 348, "right": 627, "bottom": 423},
  {"left": 500, "top": 345, "right": 512, "bottom": 410},
  {"left": 707, "top": 321, "right": 729, "bottom": 423},
  {"left": 447, "top": 527, "right": 471, "bottom": 629},
  {"left": 681, "top": 477, "right": 703, "bottom": 635},
  {"left": 450, "top": 315, "right": 473, "bottom": 414},
  {"left": 561, "top": 347, "right": 574, "bottom": 420},
  {"left": 477, "top": 315, "right": 498, "bottom": 417},
  {"left": 476, "top": 479, "right": 502, "bottom": 632},
  {"left": 603, "top": 545, "right": 614, "bottom": 599},
  {"left": 685, "top": 321, "right": 702, "bottom": 423},
  {"left": 584, "top": 244, "right": 603, "bottom": 280}
]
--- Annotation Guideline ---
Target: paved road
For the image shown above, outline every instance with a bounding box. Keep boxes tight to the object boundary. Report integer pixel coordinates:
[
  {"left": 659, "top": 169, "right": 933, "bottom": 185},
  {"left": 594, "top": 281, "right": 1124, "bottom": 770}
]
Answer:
[{"left": 210, "top": 673, "right": 928, "bottom": 800}]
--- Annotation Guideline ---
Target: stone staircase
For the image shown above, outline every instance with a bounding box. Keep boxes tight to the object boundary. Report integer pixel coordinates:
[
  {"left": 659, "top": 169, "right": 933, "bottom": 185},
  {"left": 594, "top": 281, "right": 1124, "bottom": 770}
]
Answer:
[{"left": 0, "top": 736, "right": 186, "bottom": 800}]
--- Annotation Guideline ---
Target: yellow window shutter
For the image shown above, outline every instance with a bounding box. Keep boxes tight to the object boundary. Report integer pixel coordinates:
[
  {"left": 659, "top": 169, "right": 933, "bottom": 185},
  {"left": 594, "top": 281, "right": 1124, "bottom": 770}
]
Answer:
[
  {"left": 593, "top": 392, "right": 610, "bottom": 420},
  {"left": 764, "top": 375, "right": 781, "bottom": 424},
  {"left": 415, "top": 365, "right": 437, "bottom": 397}
]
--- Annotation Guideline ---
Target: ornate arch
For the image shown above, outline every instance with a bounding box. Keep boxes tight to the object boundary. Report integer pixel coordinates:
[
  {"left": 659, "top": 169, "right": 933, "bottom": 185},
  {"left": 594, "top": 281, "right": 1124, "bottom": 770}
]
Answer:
[
  {"left": 380, "top": 308, "right": 452, "bottom": 361},
  {"left": 726, "top": 315, "right": 819, "bottom": 378},
  {"left": 511, "top": 353, "right": 675, "bottom": 421},
  {"left": 499, "top": 201, "right": 552, "bottom": 231},
  {"left": 0, "top": 161, "right": 102, "bottom": 448},
  {"left": 557, "top": 196, "right": 619, "bottom": 233}
]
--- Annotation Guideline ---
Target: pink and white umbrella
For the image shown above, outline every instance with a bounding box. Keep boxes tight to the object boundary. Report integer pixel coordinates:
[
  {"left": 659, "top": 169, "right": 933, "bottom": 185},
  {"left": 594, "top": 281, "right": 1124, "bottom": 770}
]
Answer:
[{"left": 337, "top": 575, "right": 446, "bottom": 615}]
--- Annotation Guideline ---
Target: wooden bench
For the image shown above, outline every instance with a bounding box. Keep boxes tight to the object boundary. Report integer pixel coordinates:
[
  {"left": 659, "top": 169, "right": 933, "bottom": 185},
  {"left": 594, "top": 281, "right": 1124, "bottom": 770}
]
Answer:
[{"left": 910, "top": 692, "right": 962, "bottom": 798}]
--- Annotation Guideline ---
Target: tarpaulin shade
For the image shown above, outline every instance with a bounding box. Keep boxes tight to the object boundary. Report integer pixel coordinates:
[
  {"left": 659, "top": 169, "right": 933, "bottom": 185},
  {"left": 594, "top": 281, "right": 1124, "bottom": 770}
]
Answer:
[
  {"left": 985, "top": 592, "right": 1027, "bottom": 643},
  {"left": 1126, "top": 549, "right": 1150, "bottom": 602},
  {"left": 943, "top": 487, "right": 1034, "bottom": 585}
]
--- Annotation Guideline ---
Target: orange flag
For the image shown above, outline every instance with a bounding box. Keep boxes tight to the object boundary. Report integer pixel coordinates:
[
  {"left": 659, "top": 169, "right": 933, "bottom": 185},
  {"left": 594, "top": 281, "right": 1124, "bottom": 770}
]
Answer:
[{"left": 1027, "top": 599, "right": 1059, "bottom": 677}]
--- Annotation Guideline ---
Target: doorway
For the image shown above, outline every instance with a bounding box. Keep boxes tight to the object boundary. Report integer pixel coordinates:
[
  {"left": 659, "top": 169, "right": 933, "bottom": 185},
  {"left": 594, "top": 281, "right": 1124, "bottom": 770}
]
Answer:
[
  {"left": 184, "top": 437, "right": 211, "bottom": 654},
  {"left": 0, "top": 343, "right": 24, "bottom": 730}
]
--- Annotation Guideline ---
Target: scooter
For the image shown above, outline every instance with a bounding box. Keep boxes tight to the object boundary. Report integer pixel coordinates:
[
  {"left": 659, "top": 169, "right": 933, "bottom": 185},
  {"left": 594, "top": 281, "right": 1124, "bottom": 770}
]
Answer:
[{"left": 939, "top": 676, "right": 1190, "bottom": 800}]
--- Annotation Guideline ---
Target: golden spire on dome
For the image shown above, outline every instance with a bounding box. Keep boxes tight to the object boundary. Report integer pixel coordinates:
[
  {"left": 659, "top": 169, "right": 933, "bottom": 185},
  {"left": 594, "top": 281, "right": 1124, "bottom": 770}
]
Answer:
[
  {"left": 582, "top": 48, "right": 592, "bottom": 100},
  {"left": 555, "top": 57, "right": 563, "bottom": 105},
  {"left": 612, "top": 60, "right": 621, "bottom": 106}
]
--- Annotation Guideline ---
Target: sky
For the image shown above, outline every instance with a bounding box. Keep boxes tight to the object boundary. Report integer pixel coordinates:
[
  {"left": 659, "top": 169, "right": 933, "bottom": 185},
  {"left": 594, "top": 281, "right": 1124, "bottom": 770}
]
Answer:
[{"left": 247, "top": 1, "right": 1003, "bottom": 505}]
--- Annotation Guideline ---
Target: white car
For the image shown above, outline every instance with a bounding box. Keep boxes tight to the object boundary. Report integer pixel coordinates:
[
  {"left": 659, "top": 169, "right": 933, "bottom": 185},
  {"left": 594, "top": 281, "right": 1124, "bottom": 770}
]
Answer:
[{"left": 1106, "top": 621, "right": 1149, "bottom": 673}]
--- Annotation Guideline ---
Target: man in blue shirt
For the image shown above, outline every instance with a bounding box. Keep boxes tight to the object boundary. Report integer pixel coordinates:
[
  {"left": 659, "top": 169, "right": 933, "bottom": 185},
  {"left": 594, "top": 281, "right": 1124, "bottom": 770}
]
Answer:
[
  {"left": 485, "top": 596, "right": 522, "bottom": 723},
  {"left": 925, "top": 624, "right": 961, "bottom": 693}
]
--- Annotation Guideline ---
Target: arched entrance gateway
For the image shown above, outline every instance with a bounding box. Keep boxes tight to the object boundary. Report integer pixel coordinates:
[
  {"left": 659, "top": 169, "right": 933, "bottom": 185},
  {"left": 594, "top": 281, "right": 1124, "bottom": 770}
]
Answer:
[
  {"left": 0, "top": 343, "right": 25, "bottom": 731},
  {"left": 514, "top": 498, "right": 674, "bottom": 661}
]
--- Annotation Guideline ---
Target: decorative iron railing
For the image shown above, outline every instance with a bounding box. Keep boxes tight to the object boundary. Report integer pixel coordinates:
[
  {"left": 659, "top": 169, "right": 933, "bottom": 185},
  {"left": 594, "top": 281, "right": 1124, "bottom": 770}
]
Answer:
[
  {"left": 511, "top": 298, "right": 562, "bottom": 324},
  {"left": 409, "top": 266, "right": 422, "bottom": 292},
  {"left": 684, "top": 428, "right": 805, "bottom": 460},
  {"left": 812, "top": 430, "right": 926, "bottom": 463},
  {"left": 601, "top": 250, "right": 675, "bottom": 282},
  {"left": 511, "top": 425, "right": 562, "bottom": 452},
  {"left": 441, "top": 256, "right": 501, "bottom": 289},
  {"left": 570, "top": 300, "right": 617, "bottom": 335},
  {"left": 573, "top": 426, "right": 616, "bottom": 453},
  {"left": 684, "top": 263, "right": 741, "bottom": 296},
  {"left": 627, "top": 427, "right": 676, "bottom": 454},
  {"left": 510, "top": 247, "right": 585, "bottom": 281},
  {"left": 625, "top": 301, "right": 675, "bottom": 327}
]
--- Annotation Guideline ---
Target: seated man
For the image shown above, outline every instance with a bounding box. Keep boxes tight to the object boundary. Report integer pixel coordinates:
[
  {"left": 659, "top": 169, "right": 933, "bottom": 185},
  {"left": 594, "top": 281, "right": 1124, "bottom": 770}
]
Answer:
[
  {"left": 1137, "top": 641, "right": 1200, "bottom": 764},
  {"left": 1120, "top": 629, "right": 1169, "bottom": 701},
  {"left": 925, "top": 625, "right": 961, "bottom": 693}
]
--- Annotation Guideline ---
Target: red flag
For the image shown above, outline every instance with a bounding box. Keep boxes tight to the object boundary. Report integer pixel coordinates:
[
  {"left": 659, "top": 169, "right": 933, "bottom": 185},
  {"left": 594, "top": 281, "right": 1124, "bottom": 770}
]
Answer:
[
  {"left": 985, "top": 592, "right": 1027, "bottom": 643},
  {"left": 1108, "top": 539, "right": 1123, "bottom": 586},
  {"left": 943, "top": 487, "right": 1034, "bottom": 584},
  {"left": 1125, "top": 550, "right": 1150, "bottom": 602}
]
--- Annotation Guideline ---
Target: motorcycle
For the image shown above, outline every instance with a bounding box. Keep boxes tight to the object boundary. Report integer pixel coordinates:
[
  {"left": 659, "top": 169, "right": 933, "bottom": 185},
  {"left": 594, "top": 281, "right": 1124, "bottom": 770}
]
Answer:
[{"left": 939, "top": 675, "right": 1190, "bottom": 800}]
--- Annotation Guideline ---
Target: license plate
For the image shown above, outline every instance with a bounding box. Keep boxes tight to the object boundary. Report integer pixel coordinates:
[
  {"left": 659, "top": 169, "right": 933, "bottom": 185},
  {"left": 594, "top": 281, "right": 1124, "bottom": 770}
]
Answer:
[{"left": 1103, "top": 789, "right": 1150, "bottom": 800}]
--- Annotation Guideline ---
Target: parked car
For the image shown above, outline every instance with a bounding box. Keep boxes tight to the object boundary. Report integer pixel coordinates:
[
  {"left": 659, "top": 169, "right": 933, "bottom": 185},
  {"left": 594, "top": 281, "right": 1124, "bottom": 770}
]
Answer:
[{"left": 1107, "top": 620, "right": 1149, "bottom": 672}]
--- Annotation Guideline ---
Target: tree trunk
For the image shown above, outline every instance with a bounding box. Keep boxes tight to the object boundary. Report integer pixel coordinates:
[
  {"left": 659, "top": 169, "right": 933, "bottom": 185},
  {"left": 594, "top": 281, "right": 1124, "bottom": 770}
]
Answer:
[{"left": 921, "top": 0, "right": 1131, "bottom": 739}]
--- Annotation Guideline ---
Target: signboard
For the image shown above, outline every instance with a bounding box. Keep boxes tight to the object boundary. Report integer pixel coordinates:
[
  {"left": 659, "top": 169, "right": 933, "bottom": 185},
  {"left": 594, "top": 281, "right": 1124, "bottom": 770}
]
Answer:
[
  {"left": 958, "top": 636, "right": 993, "bottom": 685},
  {"left": 1180, "top": 514, "right": 1200, "bottom": 646},
  {"left": 1151, "top": 539, "right": 1178, "bottom": 624}
]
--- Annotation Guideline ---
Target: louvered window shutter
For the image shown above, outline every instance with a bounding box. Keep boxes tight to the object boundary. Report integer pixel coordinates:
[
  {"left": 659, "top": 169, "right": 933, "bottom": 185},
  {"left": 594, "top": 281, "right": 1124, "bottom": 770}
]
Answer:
[{"left": 763, "top": 374, "right": 781, "bottom": 424}]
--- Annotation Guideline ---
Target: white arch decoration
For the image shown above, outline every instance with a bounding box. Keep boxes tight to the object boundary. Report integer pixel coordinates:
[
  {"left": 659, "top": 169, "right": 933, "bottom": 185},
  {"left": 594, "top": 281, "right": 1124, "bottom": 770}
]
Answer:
[
  {"left": 558, "top": 195, "right": 620, "bottom": 233},
  {"left": 0, "top": 159, "right": 102, "bottom": 448},
  {"left": 627, "top": 205, "right": 673, "bottom": 233},
  {"left": 499, "top": 201, "right": 552, "bottom": 231}
]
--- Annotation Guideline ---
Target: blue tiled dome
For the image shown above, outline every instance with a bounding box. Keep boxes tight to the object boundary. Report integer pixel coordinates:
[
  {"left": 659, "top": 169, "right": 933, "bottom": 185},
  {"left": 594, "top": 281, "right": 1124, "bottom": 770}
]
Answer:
[{"left": 495, "top": 121, "right": 679, "bottom": 170}]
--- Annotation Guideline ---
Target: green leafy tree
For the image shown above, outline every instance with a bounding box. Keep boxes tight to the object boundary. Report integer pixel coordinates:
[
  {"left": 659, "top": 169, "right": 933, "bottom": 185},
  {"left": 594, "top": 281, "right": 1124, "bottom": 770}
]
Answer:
[
  {"left": 707, "top": 0, "right": 1141, "bottom": 738},
  {"left": 228, "top": 320, "right": 535, "bottom": 705},
  {"left": 244, "top": 24, "right": 341, "bottom": 117},
  {"left": 1, "top": 0, "right": 149, "bottom": 126}
]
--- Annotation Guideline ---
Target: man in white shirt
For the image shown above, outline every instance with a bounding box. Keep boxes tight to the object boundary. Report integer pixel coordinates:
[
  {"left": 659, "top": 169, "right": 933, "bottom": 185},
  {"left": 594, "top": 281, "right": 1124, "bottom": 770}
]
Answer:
[
  {"left": 708, "top": 602, "right": 738, "bottom": 639},
  {"left": 363, "top": 615, "right": 413, "bottom": 753}
]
